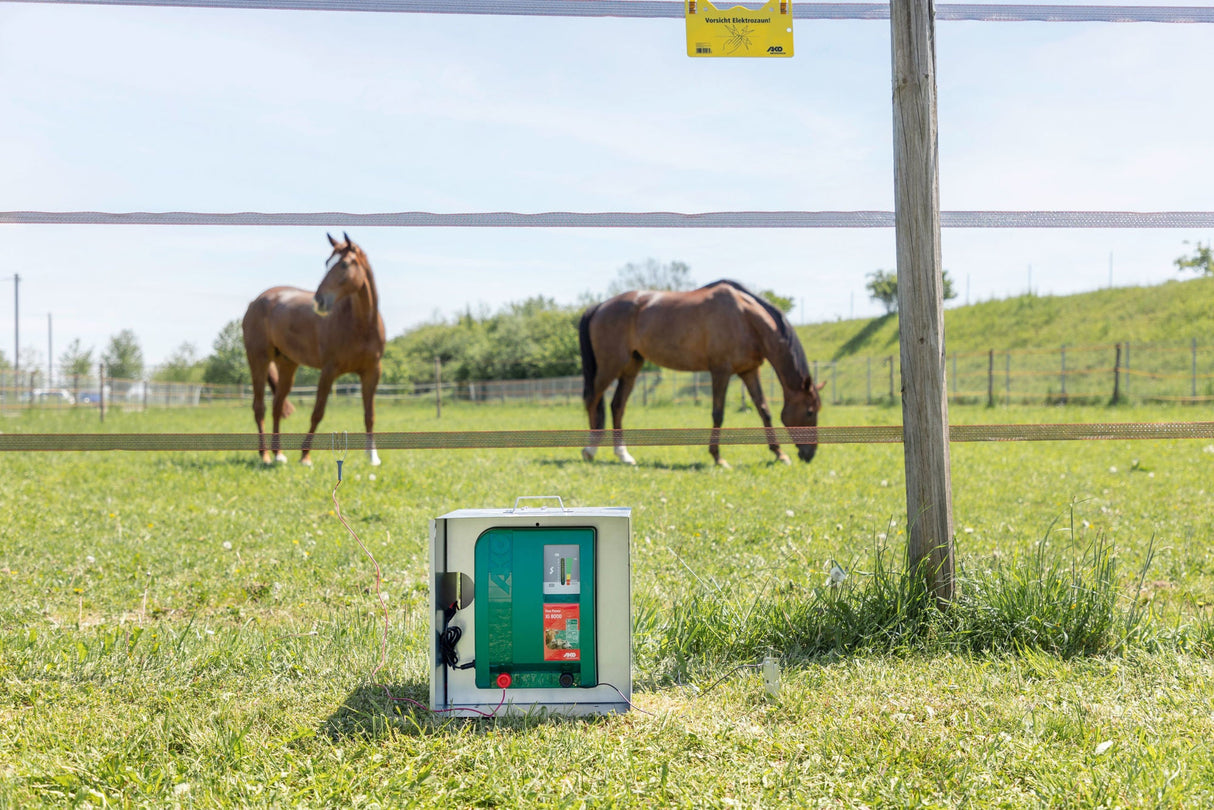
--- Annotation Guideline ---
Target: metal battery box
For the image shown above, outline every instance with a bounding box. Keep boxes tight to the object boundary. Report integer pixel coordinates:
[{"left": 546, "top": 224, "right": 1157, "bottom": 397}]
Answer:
[{"left": 429, "top": 503, "right": 631, "bottom": 717}]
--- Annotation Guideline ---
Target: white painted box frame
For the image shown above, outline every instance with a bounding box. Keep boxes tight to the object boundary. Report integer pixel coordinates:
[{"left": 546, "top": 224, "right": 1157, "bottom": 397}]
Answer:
[{"left": 429, "top": 506, "right": 632, "bottom": 717}]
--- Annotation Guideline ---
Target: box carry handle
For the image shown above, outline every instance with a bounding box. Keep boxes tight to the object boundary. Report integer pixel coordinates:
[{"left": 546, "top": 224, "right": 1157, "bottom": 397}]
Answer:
[{"left": 511, "top": 495, "right": 568, "bottom": 512}]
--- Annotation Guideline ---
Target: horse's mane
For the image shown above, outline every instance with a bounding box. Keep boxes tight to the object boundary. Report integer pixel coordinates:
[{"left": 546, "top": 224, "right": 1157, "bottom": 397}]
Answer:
[{"left": 700, "top": 279, "right": 811, "bottom": 382}]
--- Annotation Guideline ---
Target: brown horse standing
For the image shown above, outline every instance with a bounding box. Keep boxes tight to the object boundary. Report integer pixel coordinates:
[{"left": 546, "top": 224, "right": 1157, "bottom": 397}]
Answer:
[
  {"left": 242, "top": 233, "right": 386, "bottom": 466},
  {"left": 579, "top": 280, "right": 823, "bottom": 467}
]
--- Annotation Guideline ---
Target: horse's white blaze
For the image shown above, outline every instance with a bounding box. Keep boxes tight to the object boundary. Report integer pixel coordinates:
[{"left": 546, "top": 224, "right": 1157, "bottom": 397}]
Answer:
[
  {"left": 325, "top": 252, "right": 342, "bottom": 271},
  {"left": 614, "top": 445, "right": 637, "bottom": 465}
]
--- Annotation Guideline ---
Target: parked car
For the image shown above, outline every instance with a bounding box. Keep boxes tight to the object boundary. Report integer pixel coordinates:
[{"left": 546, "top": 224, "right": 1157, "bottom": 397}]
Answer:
[
  {"left": 77, "top": 385, "right": 112, "bottom": 404},
  {"left": 20, "top": 388, "right": 76, "bottom": 405}
]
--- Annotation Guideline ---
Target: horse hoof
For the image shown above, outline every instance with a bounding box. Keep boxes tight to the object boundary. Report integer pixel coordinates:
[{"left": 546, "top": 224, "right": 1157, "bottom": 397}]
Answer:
[
  {"left": 367, "top": 449, "right": 382, "bottom": 466},
  {"left": 716, "top": 459, "right": 731, "bottom": 469},
  {"left": 300, "top": 457, "right": 313, "bottom": 467},
  {"left": 275, "top": 452, "right": 288, "bottom": 464},
  {"left": 581, "top": 447, "right": 597, "bottom": 462},
  {"left": 260, "top": 454, "right": 274, "bottom": 466},
  {"left": 777, "top": 454, "right": 791, "bottom": 465}
]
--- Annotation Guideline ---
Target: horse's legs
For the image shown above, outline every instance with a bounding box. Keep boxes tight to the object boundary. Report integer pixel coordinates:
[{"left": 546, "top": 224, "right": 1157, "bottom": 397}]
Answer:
[
  {"left": 249, "top": 359, "right": 272, "bottom": 465},
  {"left": 300, "top": 367, "right": 337, "bottom": 466},
  {"left": 708, "top": 368, "right": 732, "bottom": 468},
  {"left": 582, "top": 361, "right": 619, "bottom": 462},
  {"left": 270, "top": 359, "right": 298, "bottom": 464},
  {"left": 582, "top": 383, "right": 608, "bottom": 461},
  {"left": 609, "top": 360, "right": 643, "bottom": 465},
  {"left": 740, "top": 368, "right": 790, "bottom": 464},
  {"left": 360, "top": 366, "right": 381, "bottom": 466}
]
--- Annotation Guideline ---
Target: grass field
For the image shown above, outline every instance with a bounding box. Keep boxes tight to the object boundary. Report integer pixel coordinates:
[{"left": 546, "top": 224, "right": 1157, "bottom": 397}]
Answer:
[{"left": 1, "top": 399, "right": 1213, "bottom": 807}]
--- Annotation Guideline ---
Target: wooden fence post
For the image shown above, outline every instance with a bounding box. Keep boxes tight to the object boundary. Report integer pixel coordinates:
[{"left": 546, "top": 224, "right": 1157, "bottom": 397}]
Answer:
[
  {"left": 1060, "top": 344, "right": 1067, "bottom": 404},
  {"left": 892, "top": 0, "right": 955, "bottom": 604},
  {"left": 1192, "top": 337, "right": 1198, "bottom": 399},
  {"left": 1112, "top": 343, "right": 1122, "bottom": 404},
  {"left": 987, "top": 349, "right": 994, "bottom": 408},
  {"left": 99, "top": 362, "right": 106, "bottom": 423},
  {"left": 435, "top": 357, "right": 442, "bottom": 419}
]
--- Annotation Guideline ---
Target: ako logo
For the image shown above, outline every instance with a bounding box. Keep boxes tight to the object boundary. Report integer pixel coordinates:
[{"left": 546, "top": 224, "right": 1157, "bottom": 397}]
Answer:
[{"left": 767, "top": 45, "right": 785, "bottom": 54}]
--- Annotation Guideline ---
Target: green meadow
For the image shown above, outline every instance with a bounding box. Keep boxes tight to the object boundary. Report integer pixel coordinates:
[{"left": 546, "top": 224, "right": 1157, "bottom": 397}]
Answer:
[{"left": 1, "top": 398, "right": 1212, "bottom": 807}]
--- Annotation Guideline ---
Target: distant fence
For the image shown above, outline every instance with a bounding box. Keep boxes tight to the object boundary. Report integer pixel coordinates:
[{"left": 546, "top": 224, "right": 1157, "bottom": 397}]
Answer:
[{"left": 3, "top": 339, "right": 1212, "bottom": 412}]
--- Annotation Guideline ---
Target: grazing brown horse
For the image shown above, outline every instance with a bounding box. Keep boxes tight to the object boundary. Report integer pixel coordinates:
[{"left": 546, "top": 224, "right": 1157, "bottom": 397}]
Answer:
[
  {"left": 242, "top": 233, "right": 386, "bottom": 466},
  {"left": 579, "top": 280, "right": 823, "bottom": 467}
]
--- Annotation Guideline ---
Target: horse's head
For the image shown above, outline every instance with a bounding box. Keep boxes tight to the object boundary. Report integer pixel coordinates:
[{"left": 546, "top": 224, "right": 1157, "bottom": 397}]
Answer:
[
  {"left": 781, "top": 378, "right": 826, "bottom": 463},
  {"left": 314, "top": 232, "right": 369, "bottom": 317}
]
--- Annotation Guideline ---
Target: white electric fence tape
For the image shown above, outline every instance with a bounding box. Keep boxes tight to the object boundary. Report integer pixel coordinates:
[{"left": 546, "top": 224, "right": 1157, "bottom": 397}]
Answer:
[
  {"left": 5, "top": 0, "right": 1214, "bottom": 24},
  {"left": 4, "top": 211, "right": 1214, "bottom": 228}
]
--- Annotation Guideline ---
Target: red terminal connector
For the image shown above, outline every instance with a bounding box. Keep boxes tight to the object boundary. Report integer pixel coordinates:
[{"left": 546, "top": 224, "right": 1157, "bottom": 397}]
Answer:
[{"left": 496, "top": 672, "right": 512, "bottom": 689}]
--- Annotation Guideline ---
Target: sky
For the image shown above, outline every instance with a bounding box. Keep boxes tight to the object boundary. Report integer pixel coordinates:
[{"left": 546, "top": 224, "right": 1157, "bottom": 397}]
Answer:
[{"left": 1, "top": 1, "right": 1212, "bottom": 369}]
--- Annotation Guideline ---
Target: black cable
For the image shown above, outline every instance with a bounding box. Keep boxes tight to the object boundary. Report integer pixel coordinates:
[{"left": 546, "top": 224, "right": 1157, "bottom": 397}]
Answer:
[{"left": 439, "top": 604, "right": 475, "bottom": 670}]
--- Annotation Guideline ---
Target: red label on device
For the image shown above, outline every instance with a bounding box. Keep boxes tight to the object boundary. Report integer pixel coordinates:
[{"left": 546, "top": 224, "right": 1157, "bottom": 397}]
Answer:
[{"left": 543, "top": 603, "right": 581, "bottom": 661}]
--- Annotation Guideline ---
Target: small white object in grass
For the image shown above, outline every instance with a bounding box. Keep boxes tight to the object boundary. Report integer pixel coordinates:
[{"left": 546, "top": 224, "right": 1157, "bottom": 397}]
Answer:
[
  {"left": 785, "top": 509, "right": 794, "bottom": 517},
  {"left": 880, "top": 479, "right": 889, "bottom": 487},
  {"left": 1110, "top": 466, "right": 1118, "bottom": 473},
  {"left": 1094, "top": 740, "right": 1114, "bottom": 756},
  {"left": 827, "top": 563, "right": 847, "bottom": 587},
  {"left": 222, "top": 541, "right": 232, "bottom": 550},
  {"left": 173, "top": 784, "right": 191, "bottom": 796},
  {"left": 369, "top": 473, "right": 376, "bottom": 481},
  {"left": 761, "top": 656, "right": 781, "bottom": 698},
  {"left": 964, "top": 527, "right": 974, "bottom": 534},
  {"left": 86, "top": 555, "right": 95, "bottom": 564},
  {"left": 379, "top": 592, "right": 391, "bottom": 604}
]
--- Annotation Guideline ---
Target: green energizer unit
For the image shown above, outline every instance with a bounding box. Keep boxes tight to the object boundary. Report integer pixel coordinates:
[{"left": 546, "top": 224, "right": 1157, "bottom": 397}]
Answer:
[{"left": 474, "top": 526, "right": 596, "bottom": 690}]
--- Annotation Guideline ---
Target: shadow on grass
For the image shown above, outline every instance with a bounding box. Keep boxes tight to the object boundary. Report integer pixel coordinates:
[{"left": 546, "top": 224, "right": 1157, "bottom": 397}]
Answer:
[
  {"left": 832, "top": 312, "right": 895, "bottom": 360},
  {"left": 322, "top": 683, "right": 615, "bottom": 738},
  {"left": 151, "top": 455, "right": 286, "bottom": 472},
  {"left": 537, "top": 458, "right": 714, "bottom": 472}
]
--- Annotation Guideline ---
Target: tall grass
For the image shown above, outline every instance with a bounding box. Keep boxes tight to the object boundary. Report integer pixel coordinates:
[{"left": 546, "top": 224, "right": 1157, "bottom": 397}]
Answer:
[{"left": 639, "top": 515, "right": 1210, "bottom": 685}]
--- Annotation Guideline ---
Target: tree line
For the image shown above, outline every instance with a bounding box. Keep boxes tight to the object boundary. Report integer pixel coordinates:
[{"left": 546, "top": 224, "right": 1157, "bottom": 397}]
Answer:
[
  {"left": 8, "top": 242, "right": 1204, "bottom": 386},
  {"left": 3, "top": 260, "right": 791, "bottom": 388}
]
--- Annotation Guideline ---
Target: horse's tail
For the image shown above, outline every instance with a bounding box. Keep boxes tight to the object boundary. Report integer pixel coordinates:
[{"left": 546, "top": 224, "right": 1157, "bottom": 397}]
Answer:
[
  {"left": 578, "top": 303, "right": 602, "bottom": 417},
  {"left": 266, "top": 362, "right": 295, "bottom": 418}
]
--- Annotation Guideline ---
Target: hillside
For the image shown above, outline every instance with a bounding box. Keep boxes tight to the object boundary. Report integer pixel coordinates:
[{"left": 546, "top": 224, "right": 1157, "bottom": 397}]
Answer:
[{"left": 796, "top": 275, "right": 1214, "bottom": 361}]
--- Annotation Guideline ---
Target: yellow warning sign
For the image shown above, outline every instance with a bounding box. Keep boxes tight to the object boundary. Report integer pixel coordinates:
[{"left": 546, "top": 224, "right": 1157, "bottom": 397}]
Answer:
[{"left": 686, "top": 0, "right": 794, "bottom": 58}]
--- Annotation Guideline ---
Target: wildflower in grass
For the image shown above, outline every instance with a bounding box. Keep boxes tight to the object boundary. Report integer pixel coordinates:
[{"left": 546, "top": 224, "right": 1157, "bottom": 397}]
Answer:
[
  {"left": 222, "top": 541, "right": 233, "bottom": 550},
  {"left": 785, "top": 509, "right": 794, "bottom": 517},
  {"left": 369, "top": 474, "right": 376, "bottom": 481},
  {"left": 86, "top": 555, "right": 95, "bottom": 564},
  {"left": 826, "top": 562, "right": 847, "bottom": 587}
]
